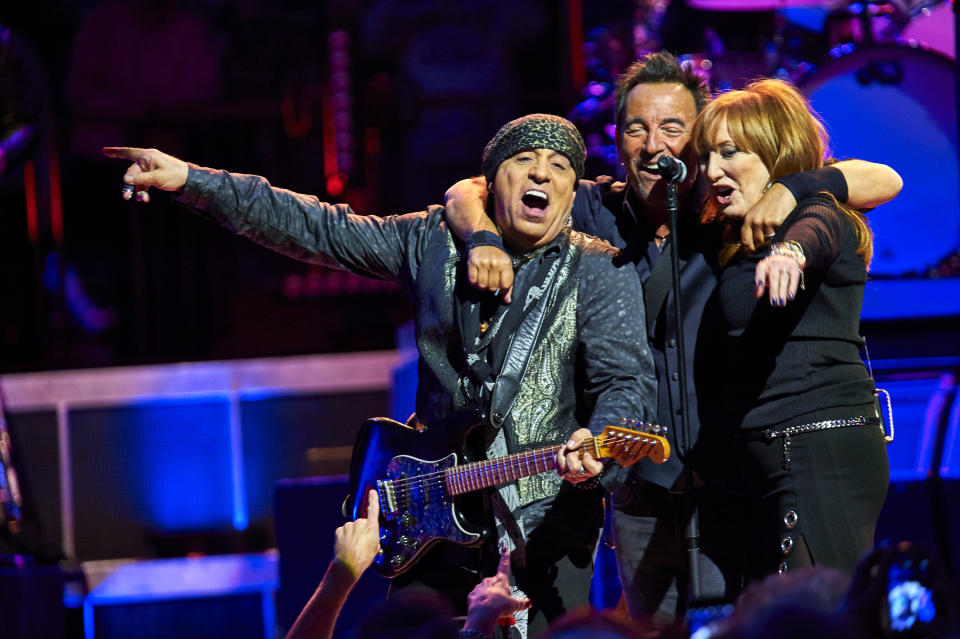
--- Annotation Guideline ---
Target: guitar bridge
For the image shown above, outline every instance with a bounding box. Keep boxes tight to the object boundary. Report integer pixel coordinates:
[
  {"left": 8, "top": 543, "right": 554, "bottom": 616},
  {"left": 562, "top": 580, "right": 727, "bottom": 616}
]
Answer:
[{"left": 377, "top": 479, "right": 397, "bottom": 515}]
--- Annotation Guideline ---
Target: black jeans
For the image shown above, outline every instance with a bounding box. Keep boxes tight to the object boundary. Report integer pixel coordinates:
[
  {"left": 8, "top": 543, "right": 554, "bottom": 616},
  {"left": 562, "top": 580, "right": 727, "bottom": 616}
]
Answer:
[
  {"left": 735, "top": 419, "right": 889, "bottom": 580},
  {"left": 611, "top": 477, "right": 743, "bottom": 624}
]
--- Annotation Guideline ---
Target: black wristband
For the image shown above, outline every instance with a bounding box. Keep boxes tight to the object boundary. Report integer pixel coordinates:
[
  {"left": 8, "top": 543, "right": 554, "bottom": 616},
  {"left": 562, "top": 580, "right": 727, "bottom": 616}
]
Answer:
[
  {"left": 775, "top": 166, "right": 848, "bottom": 204},
  {"left": 464, "top": 230, "right": 506, "bottom": 253}
]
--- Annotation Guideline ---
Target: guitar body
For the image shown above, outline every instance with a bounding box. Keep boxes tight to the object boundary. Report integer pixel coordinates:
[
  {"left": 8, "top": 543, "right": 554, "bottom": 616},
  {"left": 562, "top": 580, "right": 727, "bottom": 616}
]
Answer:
[
  {"left": 344, "top": 413, "right": 670, "bottom": 578},
  {"left": 346, "top": 414, "right": 490, "bottom": 578}
]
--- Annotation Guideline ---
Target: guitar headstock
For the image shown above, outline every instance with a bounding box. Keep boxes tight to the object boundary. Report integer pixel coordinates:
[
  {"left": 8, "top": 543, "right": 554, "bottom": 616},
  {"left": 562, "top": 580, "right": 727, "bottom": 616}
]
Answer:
[{"left": 597, "top": 421, "right": 670, "bottom": 466}]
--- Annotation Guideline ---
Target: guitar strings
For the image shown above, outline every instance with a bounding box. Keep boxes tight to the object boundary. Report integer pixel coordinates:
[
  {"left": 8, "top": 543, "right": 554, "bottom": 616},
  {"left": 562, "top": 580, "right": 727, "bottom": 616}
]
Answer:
[
  {"left": 384, "top": 443, "right": 656, "bottom": 504},
  {"left": 380, "top": 432, "right": 660, "bottom": 500},
  {"left": 383, "top": 432, "right": 659, "bottom": 493}
]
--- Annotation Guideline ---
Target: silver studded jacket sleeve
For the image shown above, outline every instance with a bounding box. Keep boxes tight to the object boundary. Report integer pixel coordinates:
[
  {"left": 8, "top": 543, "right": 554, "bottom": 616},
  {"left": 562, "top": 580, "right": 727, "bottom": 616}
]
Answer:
[{"left": 173, "top": 164, "right": 436, "bottom": 284}]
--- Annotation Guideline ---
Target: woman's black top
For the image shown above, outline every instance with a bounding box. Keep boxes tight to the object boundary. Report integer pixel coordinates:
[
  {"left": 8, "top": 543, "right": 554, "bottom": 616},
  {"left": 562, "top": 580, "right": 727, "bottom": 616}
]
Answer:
[{"left": 701, "top": 194, "right": 876, "bottom": 431}]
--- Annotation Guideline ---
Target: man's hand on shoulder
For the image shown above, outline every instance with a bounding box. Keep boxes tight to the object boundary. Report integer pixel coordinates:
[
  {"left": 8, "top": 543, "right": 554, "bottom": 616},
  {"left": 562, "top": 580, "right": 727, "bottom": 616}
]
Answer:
[
  {"left": 445, "top": 176, "right": 515, "bottom": 303},
  {"left": 468, "top": 245, "right": 514, "bottom": 304},
  {"left": 742, "top": 182, "right": 796, "bottom": 252}
]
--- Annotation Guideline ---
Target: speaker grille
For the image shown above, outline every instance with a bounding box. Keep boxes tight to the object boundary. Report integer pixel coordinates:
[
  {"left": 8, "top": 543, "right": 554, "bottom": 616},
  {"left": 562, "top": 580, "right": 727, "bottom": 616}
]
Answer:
[
  {"left": 70, "top": 400, "right": 235, "bottom": 560},
  {"left": 91, "top": 593, "right": 267, "bottom": 639},
  {"left": 240, "top": 390, "right": 389, "bottom": 541}
]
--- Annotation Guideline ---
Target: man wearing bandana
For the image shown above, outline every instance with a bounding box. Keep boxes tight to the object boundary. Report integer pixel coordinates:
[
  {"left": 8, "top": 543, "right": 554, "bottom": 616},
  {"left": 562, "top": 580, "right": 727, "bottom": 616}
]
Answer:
[{"left": 104, "top": 113, "right": 657, "bottom": 636}]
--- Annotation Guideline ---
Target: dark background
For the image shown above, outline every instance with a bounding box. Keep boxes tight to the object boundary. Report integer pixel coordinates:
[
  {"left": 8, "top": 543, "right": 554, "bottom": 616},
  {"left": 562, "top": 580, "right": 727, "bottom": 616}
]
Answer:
[
  {"left": 0, "top": 0, "right": 957, "bottom": 375},
  {"left": 0, "top": 0, "right": 601, "bottom": 373}
]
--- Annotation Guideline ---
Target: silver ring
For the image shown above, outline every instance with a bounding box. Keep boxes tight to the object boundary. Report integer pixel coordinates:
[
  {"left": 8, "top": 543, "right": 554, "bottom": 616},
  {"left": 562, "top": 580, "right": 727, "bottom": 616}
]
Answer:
[
  {"left": 122, "top": 183, "right": 135, "bottom": 195},
  {"left": 576, "top": 468, "right": 586, "bottom": 476},
  {"left": 764, "top": 232, "right": 775, "bottom": 238}
]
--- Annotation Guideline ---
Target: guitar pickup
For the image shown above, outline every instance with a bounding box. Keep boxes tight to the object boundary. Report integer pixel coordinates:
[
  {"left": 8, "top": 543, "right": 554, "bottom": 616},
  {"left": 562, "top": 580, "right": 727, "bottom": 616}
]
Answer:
[{"left": 377, "top": 479, "right": 397, "bottom": 515}]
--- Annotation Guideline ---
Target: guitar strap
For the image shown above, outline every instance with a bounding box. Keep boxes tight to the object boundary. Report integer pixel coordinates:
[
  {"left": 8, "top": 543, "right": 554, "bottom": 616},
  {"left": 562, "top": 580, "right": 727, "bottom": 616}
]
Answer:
[
  {"left": 484, "top": 243, "right": 567, "bottom": 639},
  {"left": 488, "top": 247, "right": 564, "bottom": 429},
  {"left": 457, "top": 244, "right": 557, "bottom": 416},
  {"left": 486, "top": 425, "right": 532, "bottom": 637}
]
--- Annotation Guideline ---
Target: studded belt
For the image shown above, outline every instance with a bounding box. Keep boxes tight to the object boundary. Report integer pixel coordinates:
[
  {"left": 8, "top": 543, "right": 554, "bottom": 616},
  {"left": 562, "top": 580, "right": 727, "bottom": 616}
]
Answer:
[{"left": 760, "top": 415, "right": 881, "bottom": 470}]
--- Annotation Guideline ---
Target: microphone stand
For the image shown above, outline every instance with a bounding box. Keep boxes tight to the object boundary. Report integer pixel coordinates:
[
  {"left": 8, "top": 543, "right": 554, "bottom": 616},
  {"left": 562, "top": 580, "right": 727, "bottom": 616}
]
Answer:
[{"left": 664, "top": 176, "right": 703, "bottom": 602}]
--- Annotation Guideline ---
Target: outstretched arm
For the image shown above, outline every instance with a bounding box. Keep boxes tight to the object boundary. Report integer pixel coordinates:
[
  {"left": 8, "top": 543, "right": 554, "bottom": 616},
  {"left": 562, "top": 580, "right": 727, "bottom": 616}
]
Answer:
[
  {"left": 741, "top": 160, "right": 902, "bottom": 251},
  {"left": 103, "top": 146, "right": 421, "bottom": 281},
  {"left": 286, "top": 489, "right": 381, "bottom": 639},
  {"left": 444, "top": 177, "right": 515, "bottom": 303}
]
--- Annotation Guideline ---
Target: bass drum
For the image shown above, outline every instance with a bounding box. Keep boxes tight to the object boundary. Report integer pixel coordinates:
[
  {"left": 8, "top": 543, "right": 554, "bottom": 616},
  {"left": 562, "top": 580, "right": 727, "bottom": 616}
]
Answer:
[{"left": 800, "top": 44, "right": 958, "bottom": 276}]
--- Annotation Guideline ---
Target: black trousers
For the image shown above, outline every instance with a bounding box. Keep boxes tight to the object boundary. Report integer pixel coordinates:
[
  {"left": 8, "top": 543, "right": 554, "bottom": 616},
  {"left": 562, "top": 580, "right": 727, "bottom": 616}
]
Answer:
[
  {"left": 736, "top": 417, "right": 889, "bottom": 580},
  {"left": 611, "top": 477, "right": 744, "bottom": 624}
]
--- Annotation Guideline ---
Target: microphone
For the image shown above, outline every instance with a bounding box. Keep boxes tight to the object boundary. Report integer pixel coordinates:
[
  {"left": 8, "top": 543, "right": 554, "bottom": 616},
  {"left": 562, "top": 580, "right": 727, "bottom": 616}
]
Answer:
[{"left": 657, "top": 155, "right": 688, "bottom": 183}]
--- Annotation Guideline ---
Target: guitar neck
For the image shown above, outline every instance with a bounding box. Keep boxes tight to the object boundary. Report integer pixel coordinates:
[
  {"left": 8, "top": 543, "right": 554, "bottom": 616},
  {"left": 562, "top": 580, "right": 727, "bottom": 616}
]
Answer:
[{"left": 444, "top": 436, "right": 600, "bottom": 496}]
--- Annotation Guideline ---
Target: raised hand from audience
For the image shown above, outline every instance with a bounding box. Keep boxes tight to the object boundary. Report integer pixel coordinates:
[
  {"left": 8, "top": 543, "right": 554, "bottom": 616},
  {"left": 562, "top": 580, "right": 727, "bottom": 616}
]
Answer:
[
  {"left": 464, "top": 548, "right": 531, "bottom": 637},
  {"left": 286, "top": 489, "right": 381, "bottom": 639}
]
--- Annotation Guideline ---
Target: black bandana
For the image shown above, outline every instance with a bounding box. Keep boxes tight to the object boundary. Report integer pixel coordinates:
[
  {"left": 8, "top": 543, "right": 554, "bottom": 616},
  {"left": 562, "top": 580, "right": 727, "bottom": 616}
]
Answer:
[{"left": 481, "top": 113, "right": 586, "bottom": 185}]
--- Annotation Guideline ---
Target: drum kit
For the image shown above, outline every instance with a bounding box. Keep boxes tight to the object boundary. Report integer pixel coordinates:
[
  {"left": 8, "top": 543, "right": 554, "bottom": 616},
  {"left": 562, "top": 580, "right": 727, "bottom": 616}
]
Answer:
[{"left": 680, "top": 0, "right": 958, "bottom": 276}]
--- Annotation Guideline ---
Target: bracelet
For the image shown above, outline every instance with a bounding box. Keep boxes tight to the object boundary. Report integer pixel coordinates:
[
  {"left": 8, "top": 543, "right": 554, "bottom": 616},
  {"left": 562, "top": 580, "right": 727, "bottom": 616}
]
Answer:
[
  {"left": 769, "top": 241, "right": 807, "bottom": 290},
  {"left": 464, "top": 230, "right": 506, "bottom": 253},
  {"left": 775, "top": 166, "right": 848, "bottom": 204},
  {"left": 768, "top": 241, "right": 807, "bottom": 270}
]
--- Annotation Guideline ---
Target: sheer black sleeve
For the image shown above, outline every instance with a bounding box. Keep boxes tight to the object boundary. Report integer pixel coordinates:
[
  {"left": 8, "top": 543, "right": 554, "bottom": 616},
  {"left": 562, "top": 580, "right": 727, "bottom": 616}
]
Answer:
[{"left": 781, "top": 196, "right": 847, "bottom": 271}]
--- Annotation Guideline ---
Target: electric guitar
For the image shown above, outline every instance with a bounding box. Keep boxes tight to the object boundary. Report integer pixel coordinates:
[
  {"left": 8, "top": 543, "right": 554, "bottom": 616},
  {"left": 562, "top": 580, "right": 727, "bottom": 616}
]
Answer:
[{"left": 344, "top": 414, "right": 669, "bottom": 578}]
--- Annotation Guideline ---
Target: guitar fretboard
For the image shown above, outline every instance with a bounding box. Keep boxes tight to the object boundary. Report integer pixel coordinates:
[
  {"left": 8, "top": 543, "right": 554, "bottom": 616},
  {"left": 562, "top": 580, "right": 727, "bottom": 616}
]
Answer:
[{"left": 444, "top": 436, "right": 599, "bottom": 496}]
